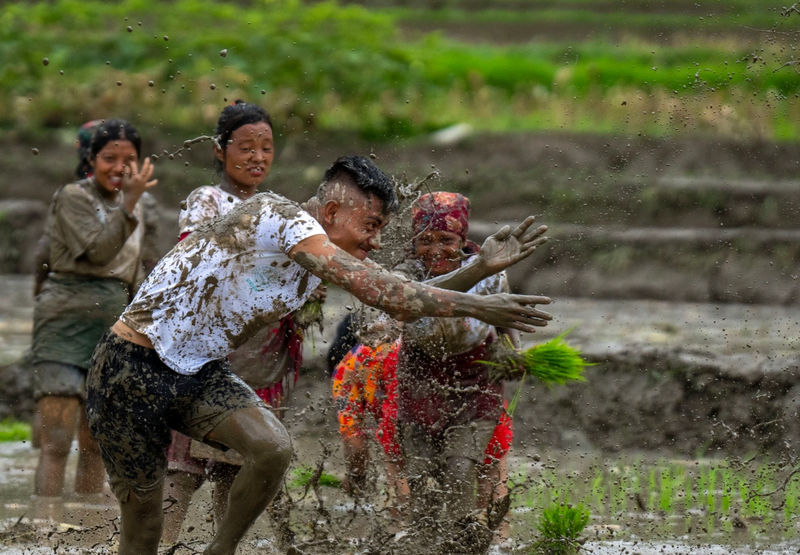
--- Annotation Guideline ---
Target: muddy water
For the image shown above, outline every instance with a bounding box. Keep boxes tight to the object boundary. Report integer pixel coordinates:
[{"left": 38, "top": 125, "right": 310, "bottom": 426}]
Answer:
[
  {"left": 3, "top": 276, "right": 800, "bottom": 552},
  {"left": 1, "top": 440, "right": 799, "bottom": 553}
]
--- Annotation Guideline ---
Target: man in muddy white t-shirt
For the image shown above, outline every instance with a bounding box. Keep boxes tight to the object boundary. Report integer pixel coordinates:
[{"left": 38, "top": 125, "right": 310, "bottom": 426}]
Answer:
[{"left": 86, "top": 155, "right": 553, "bottom": 555}]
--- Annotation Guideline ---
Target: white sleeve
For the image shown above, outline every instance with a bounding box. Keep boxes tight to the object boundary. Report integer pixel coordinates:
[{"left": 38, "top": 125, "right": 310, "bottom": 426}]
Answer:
[
  {"left": 178, "top": 187, "right": 223, "bottom": 235},
  {"left": 260, "top": 201, "right": 326, "bottom": 254}
]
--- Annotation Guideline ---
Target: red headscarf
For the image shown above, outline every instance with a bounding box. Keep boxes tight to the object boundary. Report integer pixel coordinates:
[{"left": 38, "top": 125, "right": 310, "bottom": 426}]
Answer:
[{"left": 412, "top": 192, "right": 471, "bottom": 240}]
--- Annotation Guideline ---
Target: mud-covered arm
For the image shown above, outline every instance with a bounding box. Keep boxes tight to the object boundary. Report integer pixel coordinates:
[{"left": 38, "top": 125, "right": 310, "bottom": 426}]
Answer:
[
  {"left": 289, "top": 235, "right": 552, "bottom": 333},
  {"left": 55, "top": 187, "right": 137, "bottom": 267},
  {"left": 404, "top": 272, "right": 509, "bottom": 356}
]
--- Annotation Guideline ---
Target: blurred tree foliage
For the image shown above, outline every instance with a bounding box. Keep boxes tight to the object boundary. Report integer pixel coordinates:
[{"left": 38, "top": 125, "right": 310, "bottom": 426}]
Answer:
[{"left": 1, "top": 0, "right": 799, "bottom": 140}]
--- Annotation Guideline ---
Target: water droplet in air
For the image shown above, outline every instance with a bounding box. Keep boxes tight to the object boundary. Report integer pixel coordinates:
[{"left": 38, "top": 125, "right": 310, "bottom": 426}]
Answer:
[
  {"left": 163, "top": 36, "right": 169, "bottom": 41},
  {"left": 42, "top": 58, "right": 49, "bottom": 66},
  {"left": 220, "top": 49, "right": 227, "bottom": 57},
  {"left": 210, "top": 84, "right": 216, "bottom": 90},
  {"left": 127, "top": 26, "right": 132, "bottom": 32},
  {"left": 148, "top": 81, "right": 154, "bottom": 87},
  {"left": 31, "top": 148, "right": 39, "bottom": 155}
]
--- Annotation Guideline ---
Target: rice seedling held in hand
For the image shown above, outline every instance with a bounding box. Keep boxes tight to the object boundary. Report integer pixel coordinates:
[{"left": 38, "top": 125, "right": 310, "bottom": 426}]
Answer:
[
  {"left": 293, "top": 298, "right": 324, "bottom": 333},
  {"left": 485, "top": 330, "right": 593, "bottom": 386}
]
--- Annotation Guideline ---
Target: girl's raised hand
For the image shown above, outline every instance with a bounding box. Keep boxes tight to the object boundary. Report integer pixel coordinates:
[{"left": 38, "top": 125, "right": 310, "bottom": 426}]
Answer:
[
  {"left": 122, "top": 158, "right": 158, "bottom": 197},
  {"left": 122, "top": 158, "right": 158, "bottom": 213}
]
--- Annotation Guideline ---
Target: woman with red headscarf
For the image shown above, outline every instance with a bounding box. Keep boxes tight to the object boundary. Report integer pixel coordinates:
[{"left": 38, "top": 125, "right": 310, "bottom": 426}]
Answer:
[{"left": 396, "top": 192, "right": 518, "bottom": 532}]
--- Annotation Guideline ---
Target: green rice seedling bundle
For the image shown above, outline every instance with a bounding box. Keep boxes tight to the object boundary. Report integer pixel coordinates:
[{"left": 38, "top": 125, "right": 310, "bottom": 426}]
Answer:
[
  {"left": 532, "top": 503, "right": 590, "bottom": 555},
  {"left": 521, "top": 332, "right": 593, "bottom": 385},
  {"left": 487, "top": 331, "right": 593, "bottom": 386},
  {"left": 293, "top": 298, "right": 324, "bottom": 333}
]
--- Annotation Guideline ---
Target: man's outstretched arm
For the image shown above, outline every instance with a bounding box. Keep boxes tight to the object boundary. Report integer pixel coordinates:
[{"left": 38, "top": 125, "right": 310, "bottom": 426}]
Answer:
[{"left": 289, "top": 235, "right": 552, "bottom": 333}]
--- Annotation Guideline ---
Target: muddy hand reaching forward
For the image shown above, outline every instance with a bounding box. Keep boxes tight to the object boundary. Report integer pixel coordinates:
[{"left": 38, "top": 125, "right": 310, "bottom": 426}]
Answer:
[{"left": 290, "top": 235, "right": 552, "bottom": 333}]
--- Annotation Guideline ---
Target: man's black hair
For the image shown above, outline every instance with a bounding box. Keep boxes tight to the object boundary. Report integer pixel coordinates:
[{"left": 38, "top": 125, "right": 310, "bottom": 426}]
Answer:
[
  {"left": 89, "top": 119, "right": 142, "bottom": 161},
  {"left": 319, "top": 155, "right": 398, "bottom": 213},
  {"left": 214, "top": 100, "right": 273, "bottom": 174}
]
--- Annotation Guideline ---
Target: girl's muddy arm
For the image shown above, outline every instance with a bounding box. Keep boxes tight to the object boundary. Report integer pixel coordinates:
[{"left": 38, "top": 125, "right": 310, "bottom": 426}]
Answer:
[{"left": 290, "top": 235, "right": 553, "bottom": 333}]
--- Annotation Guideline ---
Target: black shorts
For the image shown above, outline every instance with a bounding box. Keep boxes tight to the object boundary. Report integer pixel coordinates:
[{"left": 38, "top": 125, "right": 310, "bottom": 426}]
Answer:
[{"left": 86, "top": 331, "right": 265, "bottom": 504}]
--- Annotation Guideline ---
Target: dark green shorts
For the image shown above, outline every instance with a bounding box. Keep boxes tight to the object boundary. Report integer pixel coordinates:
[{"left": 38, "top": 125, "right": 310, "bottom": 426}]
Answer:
[{"left": 86, "top": 331, "right": 265, "bottom": 504}]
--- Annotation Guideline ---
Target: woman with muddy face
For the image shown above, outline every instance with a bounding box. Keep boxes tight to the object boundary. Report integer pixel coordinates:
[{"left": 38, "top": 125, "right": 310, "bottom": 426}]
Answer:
[
  {"left": 330, "top": 195, "right": 544, "bottom": 534},
  {"left": 162, "top": 100, "right": 325, "bottom": 544},
  {"left": 411, "top": 196, "right": 517, "bottom": 535},
  {"left": 395, "top": 192, "right": 529, "bottom": 548},
  {"left": 31, "top": 119, "right": 157, "bottom": 498}
]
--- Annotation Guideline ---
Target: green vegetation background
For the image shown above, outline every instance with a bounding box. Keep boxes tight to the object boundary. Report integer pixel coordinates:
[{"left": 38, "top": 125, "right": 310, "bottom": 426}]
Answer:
[{"left": 1, "top": 0, "right": 799, "bottom": 140}]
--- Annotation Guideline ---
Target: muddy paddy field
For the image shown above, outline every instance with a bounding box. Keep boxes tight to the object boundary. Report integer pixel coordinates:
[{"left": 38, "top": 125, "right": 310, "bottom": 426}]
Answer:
[
  {"left": 2, "top": 277, "right": 800, "bottom": 554},
  {"left": 2, "top": 132, "right": 800, "bottom": 553}
]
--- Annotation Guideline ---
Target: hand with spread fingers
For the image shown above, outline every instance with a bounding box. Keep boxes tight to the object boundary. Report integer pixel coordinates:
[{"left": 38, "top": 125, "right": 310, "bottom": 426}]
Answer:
[
  {"left": 477, "top": 293, "right": 552, "bottom": 334},
  {"left": 476, "top": 216, "right": 548, "bottom": 276},
  {"left": 122, "top": 158, "right": 158, "bottom": 213}
]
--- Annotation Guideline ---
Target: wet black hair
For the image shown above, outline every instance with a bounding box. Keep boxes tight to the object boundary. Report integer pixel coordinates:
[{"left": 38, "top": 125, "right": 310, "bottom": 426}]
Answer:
[
  {"left": 319, "top": 155, "right": 398, "bottom": 213},
  {"left": 214, "top": 100, "right": 273, "bottom": 174},
  {"left": 89, "top": 119, "right": 142, "bottom": 161}
]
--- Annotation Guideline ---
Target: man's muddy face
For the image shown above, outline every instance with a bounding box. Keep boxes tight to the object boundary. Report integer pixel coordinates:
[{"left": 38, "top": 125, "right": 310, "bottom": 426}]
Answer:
[
  {"left": 414, "top": 230, "right": 464, "bottom": 277},
  {"left": 90, "top": 140, "right": 138, "bottom": 193},
  {"left": 216, "top": 122, "right": 274, "bottom": 188},
  {"left": 322, "top": 187, "right": 389, "bottom": 260}
]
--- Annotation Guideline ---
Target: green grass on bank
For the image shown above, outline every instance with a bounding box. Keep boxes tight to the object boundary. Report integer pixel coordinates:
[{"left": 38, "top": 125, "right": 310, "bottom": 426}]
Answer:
[
  {"left": 0, "top": 419, "right": 31, "bottom": 442},
  {"left": 383, "top": 6, "right": 800, "bottom": 31},
  {"left": 340, "top": 0, "right": 786, "bottom": 11},
  {"left": 1, "top": 0, "right": 800, "bottom": 141}
]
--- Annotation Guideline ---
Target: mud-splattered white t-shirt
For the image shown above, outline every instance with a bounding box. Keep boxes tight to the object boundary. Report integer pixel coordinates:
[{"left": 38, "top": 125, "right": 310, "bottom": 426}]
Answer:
[
  {"left": 178, "top": 185, "right": 241, "bottom": 236},
  {"left": 122, "top": 192, "right": 324, "bottom": 375}
]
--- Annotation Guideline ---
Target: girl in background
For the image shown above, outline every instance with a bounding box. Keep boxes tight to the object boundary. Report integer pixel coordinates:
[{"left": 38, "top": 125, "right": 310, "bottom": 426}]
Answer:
[{"left": 32, "top": 119, "right": 158, "bottom": 497}]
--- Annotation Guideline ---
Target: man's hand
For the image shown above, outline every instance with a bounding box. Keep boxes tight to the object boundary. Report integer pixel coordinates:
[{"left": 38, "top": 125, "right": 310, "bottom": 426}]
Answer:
[
  {"left": 122, "top": 158, "right": 158, "bottom": 213},
  {"left": 477, "top": 216, "right": 547, "bottom": 276},
  {"left": 474, "top": 293, "right": 552, "bottom": 334}
]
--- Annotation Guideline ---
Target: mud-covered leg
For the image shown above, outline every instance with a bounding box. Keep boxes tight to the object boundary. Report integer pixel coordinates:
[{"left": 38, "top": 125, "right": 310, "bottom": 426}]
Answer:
[
  {"left": 75, "top": 403, "right": 105, "bottom": 494},
  {"left": 443, "top": 422, "right": 497, "bottom": 519},
  {"left": 444, "top": 456, "right": 479, "bottom": 520},
  {"left": 34, "top": 396, "right": 79, "bottom": 497},
  {"left": 118, "top": 482, "right": 165, "bottom": 555},
  {"left": 162, "top": 470, "right": 205, "bottom": 544},
  {"left": 400, "top": 422, "right": 440, "bottom": 522},
  {"left": 211, "top": 463, "right": 239, "bottom": 529},
  {"left": 203, "top": 407, "right": 292, "bottom": 555}
]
